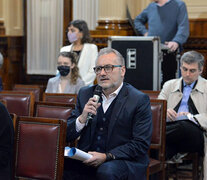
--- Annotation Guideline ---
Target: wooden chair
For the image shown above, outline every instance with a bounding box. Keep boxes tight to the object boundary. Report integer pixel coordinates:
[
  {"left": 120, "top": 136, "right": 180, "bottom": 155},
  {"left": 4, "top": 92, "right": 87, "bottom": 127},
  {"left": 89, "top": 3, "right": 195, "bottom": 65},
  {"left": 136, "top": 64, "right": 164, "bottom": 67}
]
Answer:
[
  {"left": 0, "top": 91, "right": 35, "bottom": 116},
  {"left": 34, "top": 101, "right": 75, "bottom": 120},
  {"left": 13, "top": 84, "right": 44, "bottom": 101},
  {"left": 43, "top": 92, "right": 77, "bottom": 104},
  {"left": 0, "top": 99, "right": 7, "bottom": 106},
  {"left": 13, "top": 116, "right": 67, "bottom": 180},
  {"left": 10, "top": 113, "right": 17, "bottom": 132},
  {"left": 166, "top": 151, "right": 202, "bottom": 180},
  {"left": 147, "top": 99, "right": 167, "bottom": 180},
  {"left": 141, "top": 90, "right": 160, "bottom": 99}
]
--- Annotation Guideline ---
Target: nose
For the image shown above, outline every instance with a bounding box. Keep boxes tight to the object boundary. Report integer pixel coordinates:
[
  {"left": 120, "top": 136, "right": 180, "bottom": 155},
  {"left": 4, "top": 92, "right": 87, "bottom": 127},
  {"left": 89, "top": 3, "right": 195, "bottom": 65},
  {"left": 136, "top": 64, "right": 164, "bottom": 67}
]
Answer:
[
  {"left": 186, "top": 70, "right": 190, "bottom": 76},
  {"left": 99, "top": 68, "right": 106, "bottom": 75}
]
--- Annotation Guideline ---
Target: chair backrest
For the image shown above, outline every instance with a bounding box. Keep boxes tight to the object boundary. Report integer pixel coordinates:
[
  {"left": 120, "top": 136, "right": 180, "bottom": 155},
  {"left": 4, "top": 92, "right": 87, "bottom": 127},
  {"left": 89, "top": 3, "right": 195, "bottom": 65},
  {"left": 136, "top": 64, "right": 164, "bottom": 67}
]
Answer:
[
  {"left": 43, "top": 93, "right": 77, "bottom": 104},
  {"left": 150, "top": 99, "right": 167, "bottom": 161},
  {"left": 141, "top": 90, "right": 160, "bottom": 99},
  {"left": 0, "top": 91, "right": 35, "bottom": 116},
  {"left": 0, "top": 99, "right": 7, "bottom": 106},
  {"left": 13, "top": 84, "right": 44, "bottom": 101},
  {"left": 14, "top": 116, "right": 67, "bottom": 180},
  {"left": 34, "top": 101, "right": 75, "bottom": 120}
]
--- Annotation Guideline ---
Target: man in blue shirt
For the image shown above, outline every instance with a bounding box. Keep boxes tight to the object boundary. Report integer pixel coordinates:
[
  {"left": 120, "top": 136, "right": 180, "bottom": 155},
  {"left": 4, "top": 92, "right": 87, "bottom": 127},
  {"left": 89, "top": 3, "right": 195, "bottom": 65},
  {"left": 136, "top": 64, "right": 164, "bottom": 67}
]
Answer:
[
  {"left": 158, "top": 51, "right": 206, "bottom": 176},
  {"left": 134, "top": 0, "right": 189, "bottom": 85}
]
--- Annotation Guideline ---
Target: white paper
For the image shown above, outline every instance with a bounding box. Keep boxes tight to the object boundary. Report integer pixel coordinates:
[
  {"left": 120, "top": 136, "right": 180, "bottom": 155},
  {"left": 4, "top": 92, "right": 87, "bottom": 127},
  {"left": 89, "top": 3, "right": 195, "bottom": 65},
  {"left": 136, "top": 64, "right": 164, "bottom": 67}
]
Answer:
[{"left": 64, "top": 147, "right": 92, "bottom": 161}]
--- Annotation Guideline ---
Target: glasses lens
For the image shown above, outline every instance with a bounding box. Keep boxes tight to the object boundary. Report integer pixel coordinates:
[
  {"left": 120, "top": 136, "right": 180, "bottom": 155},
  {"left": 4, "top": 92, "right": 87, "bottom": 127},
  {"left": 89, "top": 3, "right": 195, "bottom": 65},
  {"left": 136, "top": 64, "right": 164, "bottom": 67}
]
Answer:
[
  {"left": 94, "top": 66, "right": 101, "bottom": 74},
  {"left": 104, "top": 65, "right": 113, "bottom": 73}
]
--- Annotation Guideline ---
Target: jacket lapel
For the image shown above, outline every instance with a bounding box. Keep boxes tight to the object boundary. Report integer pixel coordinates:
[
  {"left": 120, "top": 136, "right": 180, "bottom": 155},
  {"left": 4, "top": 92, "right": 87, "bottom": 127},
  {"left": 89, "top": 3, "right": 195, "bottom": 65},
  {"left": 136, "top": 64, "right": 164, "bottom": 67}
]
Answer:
[{"left": 107, "top": 84, "right": 128, "bottom": 144}]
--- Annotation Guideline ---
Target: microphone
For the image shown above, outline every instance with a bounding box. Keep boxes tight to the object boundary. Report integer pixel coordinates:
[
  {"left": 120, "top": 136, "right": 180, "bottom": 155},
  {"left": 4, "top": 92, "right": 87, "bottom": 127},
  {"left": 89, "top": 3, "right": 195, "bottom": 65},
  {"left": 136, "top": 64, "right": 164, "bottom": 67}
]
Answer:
[{"left": 86, "top": 85, "right": 102, "bottom": 125}]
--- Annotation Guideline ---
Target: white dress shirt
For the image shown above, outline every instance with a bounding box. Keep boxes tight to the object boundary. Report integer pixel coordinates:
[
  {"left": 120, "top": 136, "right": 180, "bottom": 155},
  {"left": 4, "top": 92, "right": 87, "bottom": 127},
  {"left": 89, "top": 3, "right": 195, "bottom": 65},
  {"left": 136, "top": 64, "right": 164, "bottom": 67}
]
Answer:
[{"left": 76, "top": 83, "right": 123, "bottom": 132}]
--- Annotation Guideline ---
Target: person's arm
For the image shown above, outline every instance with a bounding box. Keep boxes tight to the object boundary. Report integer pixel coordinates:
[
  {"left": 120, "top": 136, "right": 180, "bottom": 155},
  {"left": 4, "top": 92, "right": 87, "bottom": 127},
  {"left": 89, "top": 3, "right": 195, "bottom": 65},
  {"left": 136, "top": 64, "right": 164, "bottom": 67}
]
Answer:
[
  {"left": 75, "top": 79, "right": 85, "bottom": 94},
  {"left": 45, "top": 79, "right": 52, "bottom": 93},
  {"left": 66, "top": 87, "right": 101, "bottom": 142},
  {"left": 193, "top": 113, "right": 207, "bottom": 130},
  {"left": 171, "top": 2, "right": 189, "bottom": 46},
  {"left": 81, "top": 44, "right": 98, "bottom": 86},
  {"left": 134, "top": 8, "right": 149, "bottom": 36}
]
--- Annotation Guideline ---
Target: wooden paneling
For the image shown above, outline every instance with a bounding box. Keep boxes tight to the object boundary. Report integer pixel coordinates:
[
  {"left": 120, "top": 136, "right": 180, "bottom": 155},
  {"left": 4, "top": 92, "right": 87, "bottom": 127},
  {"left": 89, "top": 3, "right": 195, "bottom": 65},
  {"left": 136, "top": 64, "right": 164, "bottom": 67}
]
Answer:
[
  {"left": 0, "top": 20, "right": 5, "bottom": 35},
  {"left": 63, "top": 0, "right": 73, "bottom": 46},
  {"left": 0, "top": 36, "right": 24, "bottom": 90},
  {"left": 183, "top": 19, "right": 207, "bottom": 78},
  {"left": 189, "top": 19, "right": 207, "bottom": 37}
]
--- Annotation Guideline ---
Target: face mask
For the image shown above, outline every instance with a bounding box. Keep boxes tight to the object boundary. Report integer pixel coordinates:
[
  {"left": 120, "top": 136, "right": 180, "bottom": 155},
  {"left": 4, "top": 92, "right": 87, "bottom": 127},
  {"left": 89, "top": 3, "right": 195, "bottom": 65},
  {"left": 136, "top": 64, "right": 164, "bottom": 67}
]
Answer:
[
  {"left": 57, "top": 66, "right": 70, "bottom": 76},
  {"left": 68, "top": 32, "right": 78, "bottom": 43}
]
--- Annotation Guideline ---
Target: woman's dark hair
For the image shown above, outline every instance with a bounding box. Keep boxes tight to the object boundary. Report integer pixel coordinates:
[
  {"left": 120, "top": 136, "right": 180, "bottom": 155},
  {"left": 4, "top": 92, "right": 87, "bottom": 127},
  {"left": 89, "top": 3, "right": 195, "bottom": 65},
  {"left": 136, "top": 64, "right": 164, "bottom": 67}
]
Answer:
[
  {"left": 68, "top": 20, "right": 91, "bottom": 44},
  {"left": 58, "top": 51, "right": 80, "bottom": 84}
]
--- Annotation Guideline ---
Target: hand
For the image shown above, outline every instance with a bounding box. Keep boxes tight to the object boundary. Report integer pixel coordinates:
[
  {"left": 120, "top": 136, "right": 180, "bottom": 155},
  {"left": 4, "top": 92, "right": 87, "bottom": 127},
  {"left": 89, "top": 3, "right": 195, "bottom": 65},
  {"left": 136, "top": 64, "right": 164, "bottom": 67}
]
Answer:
[
  {"left": 167, "top": 108, "right": 177, "bottom": 121},
  {"left": 177, "top": 112, "right": 189, "bottom": 117},
  {"left": 165, "top": 41, "right": 179, "bottom": 52},
  {"left": 79, "top": 97, "right": 101, "bottom": 124},
  {"left": 83, "top": 152, "right": 106, "bottom": 167},
  {"left": 144, "top": 32, "right": 148, "bottom": 36}
]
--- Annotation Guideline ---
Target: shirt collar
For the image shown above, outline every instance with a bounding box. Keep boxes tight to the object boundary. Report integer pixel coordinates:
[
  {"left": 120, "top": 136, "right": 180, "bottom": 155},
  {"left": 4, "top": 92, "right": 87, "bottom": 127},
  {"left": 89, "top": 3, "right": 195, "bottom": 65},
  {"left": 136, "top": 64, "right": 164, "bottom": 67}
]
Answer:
[
  {"left": 156, "top": 0, "right": 171, "bottom": 6},
  {"left": 102, "top": 82, "right": 123, "bottom": 100},
  {"left": 183, "top": 81, "right": 196, "bottom": 89}
]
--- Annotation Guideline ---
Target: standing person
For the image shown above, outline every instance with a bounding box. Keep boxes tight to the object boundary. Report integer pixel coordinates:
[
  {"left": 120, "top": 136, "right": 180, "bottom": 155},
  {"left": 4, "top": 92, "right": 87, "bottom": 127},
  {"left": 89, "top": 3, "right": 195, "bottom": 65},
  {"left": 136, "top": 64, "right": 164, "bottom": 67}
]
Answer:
[
  {"left": 0, "top": 102, "right": 14, "bottom": 180},
  {"left": 158, "top": 51, "right": 207, "bottom": 179},
  {"left": 45, "top": 51, "right": 85, "bottom": 94},
  {"left": 60, "top": 20, "right": 98, "bottom": 86},
  {"left": 63, "top": 48, "right": 152, "bottom": 180},
  {"left": 134, "top": 0, "right": 189, "bottom": 85}
]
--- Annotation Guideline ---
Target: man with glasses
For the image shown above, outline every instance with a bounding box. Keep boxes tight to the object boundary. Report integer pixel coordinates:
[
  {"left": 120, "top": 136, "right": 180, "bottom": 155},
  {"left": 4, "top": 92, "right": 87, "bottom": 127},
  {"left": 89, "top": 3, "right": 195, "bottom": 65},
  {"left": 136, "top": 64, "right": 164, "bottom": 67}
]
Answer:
[
  {"left": 63, "top": 48, "right": 152, "bottom": 180},
  {"left": 158, "top": 51, "right": 207, "bottom": 177}
]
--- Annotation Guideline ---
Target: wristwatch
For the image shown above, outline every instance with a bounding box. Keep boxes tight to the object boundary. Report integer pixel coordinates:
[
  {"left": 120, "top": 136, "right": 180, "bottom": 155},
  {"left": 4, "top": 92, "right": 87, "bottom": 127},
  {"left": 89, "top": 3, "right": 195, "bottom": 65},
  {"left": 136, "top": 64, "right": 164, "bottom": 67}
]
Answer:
[{"left": 105, "top": 152, "right": 116, "bottom": 161}]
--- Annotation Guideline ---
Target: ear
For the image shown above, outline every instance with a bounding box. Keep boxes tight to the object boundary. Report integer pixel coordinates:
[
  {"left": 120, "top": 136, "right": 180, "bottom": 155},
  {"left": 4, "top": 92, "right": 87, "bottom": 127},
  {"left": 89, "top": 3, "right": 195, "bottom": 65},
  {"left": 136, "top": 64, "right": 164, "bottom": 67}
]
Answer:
[
  {"left": 121, "top": 66, "right": 126, "bottom": 77},
  {"left": 199, "top": 66, "right": 203, "bottom": 75},
  {"left": 70, "top": 63, "right": 75, "bottom": 69}
]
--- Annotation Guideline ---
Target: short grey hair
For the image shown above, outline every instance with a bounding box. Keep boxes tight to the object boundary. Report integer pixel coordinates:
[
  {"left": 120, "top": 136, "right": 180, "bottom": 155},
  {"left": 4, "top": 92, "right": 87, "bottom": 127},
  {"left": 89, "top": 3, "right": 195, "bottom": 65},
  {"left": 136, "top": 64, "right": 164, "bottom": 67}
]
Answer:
[
  {"left": 180, "top": 51, "right": 204, "bottom": 71},
  {"left": 0, "top": 53, "right": 3, "bottom": 68},
  {"left": 96, "top": 47, "right": 125, "bottom": 66}
]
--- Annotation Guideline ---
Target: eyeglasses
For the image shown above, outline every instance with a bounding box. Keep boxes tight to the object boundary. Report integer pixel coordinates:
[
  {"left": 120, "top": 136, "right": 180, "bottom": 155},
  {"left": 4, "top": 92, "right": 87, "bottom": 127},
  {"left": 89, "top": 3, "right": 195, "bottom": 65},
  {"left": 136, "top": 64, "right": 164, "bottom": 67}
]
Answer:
[{"left": 93, "top": 64, "right": 122, "bottom": 74}]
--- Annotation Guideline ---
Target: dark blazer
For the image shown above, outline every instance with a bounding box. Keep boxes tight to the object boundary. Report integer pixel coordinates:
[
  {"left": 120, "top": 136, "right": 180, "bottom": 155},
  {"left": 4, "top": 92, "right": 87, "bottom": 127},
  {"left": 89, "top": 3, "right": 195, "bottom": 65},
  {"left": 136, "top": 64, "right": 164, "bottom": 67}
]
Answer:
[
  {"left": 67, "top": 83, "right": 152, "bottom": 179},
  {"left": 0, "top": 103, "right": 14, "bottom": 180}
]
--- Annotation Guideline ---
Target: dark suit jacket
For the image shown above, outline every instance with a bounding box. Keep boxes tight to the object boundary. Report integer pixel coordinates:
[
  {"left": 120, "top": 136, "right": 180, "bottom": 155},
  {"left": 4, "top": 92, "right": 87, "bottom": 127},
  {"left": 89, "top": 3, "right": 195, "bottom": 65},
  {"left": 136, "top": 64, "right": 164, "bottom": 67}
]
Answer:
[
  {"left": 0, "top": 103, "right": 14, "bottom": 179},
  {"left": 67, "top": 83, "right": 152, "bottom": 179}
]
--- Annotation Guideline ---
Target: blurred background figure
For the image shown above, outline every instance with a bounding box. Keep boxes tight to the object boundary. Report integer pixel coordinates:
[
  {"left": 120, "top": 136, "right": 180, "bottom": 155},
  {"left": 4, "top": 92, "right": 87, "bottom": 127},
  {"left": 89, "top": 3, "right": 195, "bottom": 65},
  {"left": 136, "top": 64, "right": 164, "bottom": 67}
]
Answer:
[
  {"left": 60, "top": 20, "right": 98, "bottom": 86},
  {"left": 0, "top": 52, "right": 3, "bottom": 91},
  {"left": 45, "top": 51, "right": 85, "bottom": 94},
  {"left": 134, "top": 0, "right": 189, "bottom": 86},
  {"left": 0, "top": 102, "right": 14, "bottom": 179}
]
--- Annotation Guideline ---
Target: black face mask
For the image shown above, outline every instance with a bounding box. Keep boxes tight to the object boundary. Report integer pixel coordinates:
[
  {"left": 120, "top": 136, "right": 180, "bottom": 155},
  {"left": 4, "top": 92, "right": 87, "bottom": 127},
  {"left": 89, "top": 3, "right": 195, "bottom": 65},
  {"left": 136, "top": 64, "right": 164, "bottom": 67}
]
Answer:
[{"left": 57, "top": 66, "right": 70, "bottom": 76}]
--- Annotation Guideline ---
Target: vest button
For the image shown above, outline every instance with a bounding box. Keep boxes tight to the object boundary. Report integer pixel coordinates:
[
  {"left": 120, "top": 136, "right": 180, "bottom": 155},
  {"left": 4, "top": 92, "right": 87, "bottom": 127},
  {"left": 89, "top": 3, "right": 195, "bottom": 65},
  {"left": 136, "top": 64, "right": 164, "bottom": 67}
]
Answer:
[
  {"left": 96, "top": 147, "right": 100, "bottom": 151},
  {"left": 103, "top": 118, "right": 106, "bottom": 121},
  {"left": 97, "top": 136, "right": 101, "bottom": 140},
  {"left": 100, "top": 127, "right": 103, "bottom": 131}
]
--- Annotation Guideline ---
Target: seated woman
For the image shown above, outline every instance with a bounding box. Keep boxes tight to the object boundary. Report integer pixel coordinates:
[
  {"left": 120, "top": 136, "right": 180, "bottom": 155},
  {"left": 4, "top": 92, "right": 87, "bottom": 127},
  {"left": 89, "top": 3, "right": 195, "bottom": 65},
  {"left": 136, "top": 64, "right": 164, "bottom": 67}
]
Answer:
[
  {"left": 60, "top": 19, "right": 98, "bottom": 86},
  {"left": 45, "top": 51, "right": 85, "bottom": 94}
]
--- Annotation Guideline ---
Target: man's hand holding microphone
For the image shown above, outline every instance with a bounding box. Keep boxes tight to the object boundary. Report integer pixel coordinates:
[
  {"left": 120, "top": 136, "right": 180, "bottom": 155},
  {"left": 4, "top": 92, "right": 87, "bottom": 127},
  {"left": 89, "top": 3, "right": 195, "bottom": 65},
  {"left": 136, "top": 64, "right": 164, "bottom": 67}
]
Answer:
[{"left": 78, "top": 85, "right": 102, "bottom": 125}]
